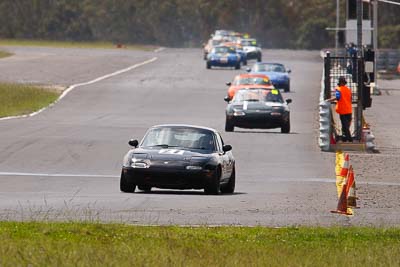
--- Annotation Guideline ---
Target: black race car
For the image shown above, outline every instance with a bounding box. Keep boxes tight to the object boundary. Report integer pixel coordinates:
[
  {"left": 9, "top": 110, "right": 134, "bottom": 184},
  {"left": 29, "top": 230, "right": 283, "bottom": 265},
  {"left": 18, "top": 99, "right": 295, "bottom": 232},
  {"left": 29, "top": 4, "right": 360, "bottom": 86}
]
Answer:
[
  {"left": 224, "top": 88, "right": 292, "bottom": 133},
  {"left": 120, "top": 124, "right": 235, "bottom": 195}
]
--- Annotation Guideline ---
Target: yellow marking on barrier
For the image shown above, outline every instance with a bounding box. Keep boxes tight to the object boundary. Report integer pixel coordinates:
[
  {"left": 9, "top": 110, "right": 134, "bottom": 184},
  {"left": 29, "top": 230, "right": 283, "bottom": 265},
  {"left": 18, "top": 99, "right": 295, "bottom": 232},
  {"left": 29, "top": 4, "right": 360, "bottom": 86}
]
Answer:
[
  {"left": 335, "top": 150, "right": 346, "bottom": 197},
  {"left": 347, "top": 208, "right": 354, "bottom": 216}
]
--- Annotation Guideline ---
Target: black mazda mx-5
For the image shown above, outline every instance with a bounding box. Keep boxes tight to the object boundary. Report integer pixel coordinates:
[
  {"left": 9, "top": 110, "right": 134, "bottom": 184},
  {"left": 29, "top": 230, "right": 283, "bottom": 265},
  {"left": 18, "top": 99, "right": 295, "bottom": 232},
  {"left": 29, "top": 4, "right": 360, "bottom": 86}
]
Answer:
[{"left": 120, "top": 124, "right": 235, "bottom": 195}]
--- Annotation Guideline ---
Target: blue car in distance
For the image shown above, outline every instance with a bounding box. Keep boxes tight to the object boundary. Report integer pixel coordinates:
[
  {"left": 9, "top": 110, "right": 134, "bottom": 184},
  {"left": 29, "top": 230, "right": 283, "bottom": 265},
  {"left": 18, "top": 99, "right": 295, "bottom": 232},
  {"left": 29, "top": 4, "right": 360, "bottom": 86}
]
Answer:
[
  {"left": 249, "top": 63, "right": 291, "bottom": 92},
  {"left": 207, "top": 45, "right": 241, "bottom": 70}
]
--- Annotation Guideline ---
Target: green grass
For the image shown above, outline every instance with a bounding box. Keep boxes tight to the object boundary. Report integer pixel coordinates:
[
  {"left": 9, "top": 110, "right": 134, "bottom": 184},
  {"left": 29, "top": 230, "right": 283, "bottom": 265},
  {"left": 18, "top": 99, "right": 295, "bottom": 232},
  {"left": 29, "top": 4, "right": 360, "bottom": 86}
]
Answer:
[
  {"left": 0, "top": 39, "right": 158, "bottom": 51},
  {"left": 0, "top": 222, "right": 399, "bottom": 267},
  {"left": 0, "top": 50, "right": 12, "bottom": 59},
  {"left": 0, "top": 83, "right": 60, "bottom": 118}
]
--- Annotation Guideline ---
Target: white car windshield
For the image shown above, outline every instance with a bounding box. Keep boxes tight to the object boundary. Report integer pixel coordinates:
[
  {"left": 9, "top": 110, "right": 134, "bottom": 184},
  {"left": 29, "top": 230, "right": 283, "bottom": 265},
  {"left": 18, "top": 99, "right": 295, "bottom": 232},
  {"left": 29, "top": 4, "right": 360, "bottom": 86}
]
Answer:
[
  {"left": 141, "top": 127, "right": 216, "bottom": 150},
  {"left": 240, "top": 39, "right": 258, "bottom": 47},
  {"left": 234, "top": 77, "right": 271, "bottom": 86}
]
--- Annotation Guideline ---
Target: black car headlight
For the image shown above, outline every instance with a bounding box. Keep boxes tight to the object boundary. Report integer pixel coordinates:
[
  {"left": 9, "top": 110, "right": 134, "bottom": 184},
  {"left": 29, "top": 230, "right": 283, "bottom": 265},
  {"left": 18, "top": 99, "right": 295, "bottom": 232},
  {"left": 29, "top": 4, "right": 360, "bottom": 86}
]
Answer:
[
  {"left": 271, "top": 106, "right": 284, "bottom": 116},
  {"left": 186, "top": 157, "right": 209, "bottom": 170},
  {"left": 124, "top": 153, "right": 150, "bottom": 168},
  {"left": 233, "top": 108, "right": 245, "bottom": 116},
  {"left": 131, "top": 158, "right": 150, "bottom": 168}
]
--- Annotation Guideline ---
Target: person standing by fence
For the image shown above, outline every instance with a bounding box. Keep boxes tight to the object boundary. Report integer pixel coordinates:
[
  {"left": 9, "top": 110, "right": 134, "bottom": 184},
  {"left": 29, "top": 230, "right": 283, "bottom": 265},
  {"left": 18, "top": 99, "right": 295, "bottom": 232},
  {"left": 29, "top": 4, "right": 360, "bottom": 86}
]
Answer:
[{"left": 327, "top": 76, "right": 353, "bottom": 142}]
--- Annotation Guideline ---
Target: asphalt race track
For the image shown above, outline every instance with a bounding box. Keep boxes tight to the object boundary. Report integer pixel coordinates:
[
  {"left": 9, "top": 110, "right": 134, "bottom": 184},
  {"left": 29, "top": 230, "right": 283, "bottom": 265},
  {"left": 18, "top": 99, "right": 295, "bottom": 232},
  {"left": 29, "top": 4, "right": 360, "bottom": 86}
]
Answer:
[{"left": 0, "top": 47, "right": 399, "bottom": 226}]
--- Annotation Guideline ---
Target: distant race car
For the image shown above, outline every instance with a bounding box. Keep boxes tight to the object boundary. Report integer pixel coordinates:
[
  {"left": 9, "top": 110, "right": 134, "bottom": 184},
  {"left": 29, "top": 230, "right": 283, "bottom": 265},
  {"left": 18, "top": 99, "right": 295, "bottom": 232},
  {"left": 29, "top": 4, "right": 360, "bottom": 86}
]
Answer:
[
  {"left": 206, "top": 45, "right": 241, "bottom": 69},
  {"left": 120, "top": 124, "right": 236, "bottom": 195},
  {"left": 249, "top": 63, "right": 291, "bottom": 92},
  {"left": 203, "top": 38, "right": 222, "bottom": 60},
  {"left": 238, "top": 38, "right": 262, "bottom": 62},
  {"left": 224, "top": 88, "right": 292, "bottom": 133},
  {"left": 225, "top": 73, "right": 274, "bottom": 99},
  {"left": 221, "top": 42, "right": 247, "bottom": 65}
]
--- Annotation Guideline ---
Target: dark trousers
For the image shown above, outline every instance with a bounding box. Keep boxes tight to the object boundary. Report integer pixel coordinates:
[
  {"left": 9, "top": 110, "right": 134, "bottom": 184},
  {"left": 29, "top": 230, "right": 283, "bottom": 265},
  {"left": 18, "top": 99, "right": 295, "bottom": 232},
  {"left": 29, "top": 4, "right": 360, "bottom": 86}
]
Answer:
[{"left": 339, "top": 113, "right": 353, "bottom": 142}]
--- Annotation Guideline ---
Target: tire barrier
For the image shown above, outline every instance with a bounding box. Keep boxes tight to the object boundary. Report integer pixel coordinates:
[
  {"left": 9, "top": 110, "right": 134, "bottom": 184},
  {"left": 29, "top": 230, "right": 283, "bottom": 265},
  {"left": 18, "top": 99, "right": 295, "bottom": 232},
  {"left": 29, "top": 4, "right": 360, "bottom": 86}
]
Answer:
[{"left": 319, "top": 100, "right": 332, "bottom": 152}]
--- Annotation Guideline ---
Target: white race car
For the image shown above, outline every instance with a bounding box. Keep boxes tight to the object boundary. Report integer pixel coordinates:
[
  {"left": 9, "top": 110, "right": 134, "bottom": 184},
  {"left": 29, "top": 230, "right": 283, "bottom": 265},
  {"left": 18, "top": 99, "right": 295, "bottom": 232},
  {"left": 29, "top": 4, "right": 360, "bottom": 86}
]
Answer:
[{"left": 239, "top": 38, "right": 262, "bottom": 62}]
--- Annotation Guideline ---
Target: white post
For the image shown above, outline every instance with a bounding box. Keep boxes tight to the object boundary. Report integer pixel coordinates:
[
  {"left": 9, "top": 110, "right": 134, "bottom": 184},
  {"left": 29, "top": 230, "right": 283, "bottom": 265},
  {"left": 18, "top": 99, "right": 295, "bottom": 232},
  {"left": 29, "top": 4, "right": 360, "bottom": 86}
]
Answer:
[
  {"left": 336, "top": 0, "right": 340, "bottom": 55},
  {"left": 373, "top": 0, "right": 378, "bottom": 89}
]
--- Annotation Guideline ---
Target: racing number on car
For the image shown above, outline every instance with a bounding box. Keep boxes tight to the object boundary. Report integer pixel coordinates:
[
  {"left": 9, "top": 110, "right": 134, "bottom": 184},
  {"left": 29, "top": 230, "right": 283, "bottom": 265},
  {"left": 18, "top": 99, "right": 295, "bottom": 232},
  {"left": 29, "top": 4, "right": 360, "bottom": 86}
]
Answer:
[{"left": 158, "top": 149, "right": 185, "bottom": 155}]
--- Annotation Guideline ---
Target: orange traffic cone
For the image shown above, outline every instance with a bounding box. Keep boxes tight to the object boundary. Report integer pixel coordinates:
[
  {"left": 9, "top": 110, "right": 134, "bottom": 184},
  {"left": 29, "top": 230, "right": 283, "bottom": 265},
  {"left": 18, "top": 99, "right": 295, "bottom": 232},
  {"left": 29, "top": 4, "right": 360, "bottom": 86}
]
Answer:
[
  {"left": 340, "top": 153, "right": 350, "bottom": 177},
  {"left": 346, "top": 167, "right": 359, "bottom": 208},
  {"left": 331, "top": 168, "right": 353, "bottom": 216},
  {"left": 331, "top": 182, "right": 351, "bottom": 215}
]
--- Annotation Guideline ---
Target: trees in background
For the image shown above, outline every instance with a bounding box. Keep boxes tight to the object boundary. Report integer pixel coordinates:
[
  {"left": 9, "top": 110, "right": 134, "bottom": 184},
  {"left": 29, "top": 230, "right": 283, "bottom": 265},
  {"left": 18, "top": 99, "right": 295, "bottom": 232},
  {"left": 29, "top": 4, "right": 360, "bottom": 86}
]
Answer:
[{"left": 0, "top": 0, "right": 398, "bottom": 49}]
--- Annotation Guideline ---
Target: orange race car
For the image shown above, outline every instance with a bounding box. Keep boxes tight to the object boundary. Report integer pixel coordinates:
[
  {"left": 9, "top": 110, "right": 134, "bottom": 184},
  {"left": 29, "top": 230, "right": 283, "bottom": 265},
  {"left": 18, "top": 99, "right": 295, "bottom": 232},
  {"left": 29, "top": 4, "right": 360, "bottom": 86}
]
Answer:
[{"left": 225, "top": 73, "right": 274, "bottom": 100}]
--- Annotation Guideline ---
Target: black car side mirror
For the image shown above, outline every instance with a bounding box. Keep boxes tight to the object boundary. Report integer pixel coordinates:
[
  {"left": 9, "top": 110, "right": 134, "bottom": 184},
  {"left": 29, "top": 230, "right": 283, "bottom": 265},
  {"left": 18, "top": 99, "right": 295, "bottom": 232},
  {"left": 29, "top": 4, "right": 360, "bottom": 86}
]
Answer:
[
  {"left": 286, "top": 99, "right": 292, "bottom": 104},
  {"left": 128, "top": 139, "right": 139, "bottom": 148},
  {"left": 224, "top": 96, "right": 231, "bottom": 102},
  {"left": 223, "top": 145, "right": 232, "bottom": 152},
  {"left": 287, "top": 69, "right": 292, "bottom": 73},
  {"left": 226, "top": 82, "right": 231, "bottom": 86}
]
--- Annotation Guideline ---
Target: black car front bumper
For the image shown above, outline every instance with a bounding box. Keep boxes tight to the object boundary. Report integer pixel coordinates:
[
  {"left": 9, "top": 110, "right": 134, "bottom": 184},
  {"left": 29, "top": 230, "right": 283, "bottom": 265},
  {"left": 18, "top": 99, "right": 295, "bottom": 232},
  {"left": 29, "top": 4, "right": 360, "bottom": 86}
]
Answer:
[
  {"left": 122, "top": 167, "right": 215, "bottom": 190},
  {"left": 228, "top": 113, "right": 287, "bottom": 129},
  {"left": 246, "top": 51, "right": 261, "bottom": 60}
]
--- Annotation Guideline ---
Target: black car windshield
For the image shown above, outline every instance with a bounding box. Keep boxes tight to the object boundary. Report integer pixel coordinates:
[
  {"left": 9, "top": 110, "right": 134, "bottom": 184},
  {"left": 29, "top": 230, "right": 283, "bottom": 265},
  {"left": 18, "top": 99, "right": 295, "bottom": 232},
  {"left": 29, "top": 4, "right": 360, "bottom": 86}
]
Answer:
[
  {"left": 232, "top": 89, "right": 283, "bottom": 103},
  {"left": 253, "top": 64, "right": 286, "bottom": 73},
  {"left": 234, "top": 77, "right": 271, "bottom": 86},
  {"left": 212, "top": 46, "right": 235, "bottom": 54},
  {"left": 141, "top": 127, "right": 216, "bottom": 150}
]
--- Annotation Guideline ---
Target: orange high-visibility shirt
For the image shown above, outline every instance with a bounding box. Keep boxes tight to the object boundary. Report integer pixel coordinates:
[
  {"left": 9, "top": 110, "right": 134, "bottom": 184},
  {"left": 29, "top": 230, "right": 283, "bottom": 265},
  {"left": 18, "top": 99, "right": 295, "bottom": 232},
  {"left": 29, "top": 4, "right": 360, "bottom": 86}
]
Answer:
[{"left": 335, "top": 85, "right": 352, "bottom": 115}]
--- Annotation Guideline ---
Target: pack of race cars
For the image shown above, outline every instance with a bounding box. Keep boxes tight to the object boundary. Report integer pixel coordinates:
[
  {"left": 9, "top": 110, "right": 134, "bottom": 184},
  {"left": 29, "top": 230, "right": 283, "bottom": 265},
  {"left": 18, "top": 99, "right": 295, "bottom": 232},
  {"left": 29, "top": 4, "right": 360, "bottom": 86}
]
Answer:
[
  {"left": 204, "top": 30, "right": 262, "bottom": 69},
  {"left": 119, "top": 29, "right": 294, "bottom": 195},
  {"left": 204, "top": 30, "right": 293, "bottom": 133}
]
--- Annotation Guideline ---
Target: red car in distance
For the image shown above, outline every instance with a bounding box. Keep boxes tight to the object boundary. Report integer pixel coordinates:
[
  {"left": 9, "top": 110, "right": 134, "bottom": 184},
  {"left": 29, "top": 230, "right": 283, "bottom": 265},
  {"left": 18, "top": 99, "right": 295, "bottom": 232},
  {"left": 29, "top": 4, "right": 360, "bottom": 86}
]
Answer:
[{"left": 225, "top": 73, "right": 274, "bottom": 100}]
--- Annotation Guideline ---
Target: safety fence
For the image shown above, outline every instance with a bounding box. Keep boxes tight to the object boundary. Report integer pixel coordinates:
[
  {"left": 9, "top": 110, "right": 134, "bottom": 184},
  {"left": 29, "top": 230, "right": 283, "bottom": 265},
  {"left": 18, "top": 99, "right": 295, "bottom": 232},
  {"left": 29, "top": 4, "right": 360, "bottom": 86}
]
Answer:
[
  {"left": 319, "top": 52, "right": 376, "bottom": 152},
  {"left": 321, "top": 48, "right": 400, "bottom": 72}
]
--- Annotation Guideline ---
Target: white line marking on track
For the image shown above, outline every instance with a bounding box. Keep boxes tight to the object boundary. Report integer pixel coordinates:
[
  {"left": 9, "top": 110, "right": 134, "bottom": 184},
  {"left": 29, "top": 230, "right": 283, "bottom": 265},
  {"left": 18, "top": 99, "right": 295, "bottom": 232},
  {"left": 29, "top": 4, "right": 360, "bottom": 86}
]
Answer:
[
  {"left": 0, "top": 172, "right": 118, "bottom": 178},
  {"left": 0, "top": 57, "right": 158, "bottom": 121},
  {"left": 1, "top": 172, "right": 400, "bottom": 186},
  {"left": 154, "top": 47, "right": 165, "bottom": 53}
]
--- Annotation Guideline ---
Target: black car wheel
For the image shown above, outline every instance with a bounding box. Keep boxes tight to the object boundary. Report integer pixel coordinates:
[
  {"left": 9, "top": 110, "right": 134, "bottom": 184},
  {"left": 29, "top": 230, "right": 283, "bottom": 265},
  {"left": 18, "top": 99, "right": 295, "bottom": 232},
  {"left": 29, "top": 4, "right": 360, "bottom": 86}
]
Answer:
[
  {"left": 281, "top": 116, "right": 290, "bottom": 134},
  {"left": 206, "top": 61, "right": 211, "bottom": 69},
  {"left": 243, "top": 60, "right": 247, "bottom": 66},
  {"left": 225, "top": 117, "right": 234, "bottom": 132},
  {"left": 221, "top": 166, "right": 235, "bottom": 194},
  {"left": 235, "top": 62, "right": 241, "bottom": 70},
  {"left": 257, "top": 54, "right": 262, "bottom": 62},
  {"left": 120, "top": 171, "right": 136, "bottom": 193},
  {"left": 204, "top": 167, "right": 221, "bottom": 195}
]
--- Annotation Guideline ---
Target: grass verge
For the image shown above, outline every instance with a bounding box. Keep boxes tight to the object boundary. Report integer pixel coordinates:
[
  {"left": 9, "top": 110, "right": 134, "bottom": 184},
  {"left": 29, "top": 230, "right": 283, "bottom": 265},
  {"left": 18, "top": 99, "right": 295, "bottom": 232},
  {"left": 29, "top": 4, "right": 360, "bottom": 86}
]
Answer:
[
  {"left": 0, "top": 50, "right": 12, "bottom": 59},
  {"left": 0, "top": 39, "right": 158, "bottom": 51},
  {"left": 0, "top": 222, "right": 399, "bottom": 266},
  {"left": 0, "top": 83, "right": 61, "bottom": 118}
]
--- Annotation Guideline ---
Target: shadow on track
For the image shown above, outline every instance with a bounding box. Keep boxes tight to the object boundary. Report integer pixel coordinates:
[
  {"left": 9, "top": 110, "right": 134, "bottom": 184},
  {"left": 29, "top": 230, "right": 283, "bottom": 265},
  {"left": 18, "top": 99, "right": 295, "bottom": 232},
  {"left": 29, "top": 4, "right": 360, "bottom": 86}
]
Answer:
[
  {"left": 233, "top": 130, "right": 299, "bottom": 135},
  {"left": 133, "top": 190, "right": 247, "bottom": 196}
]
